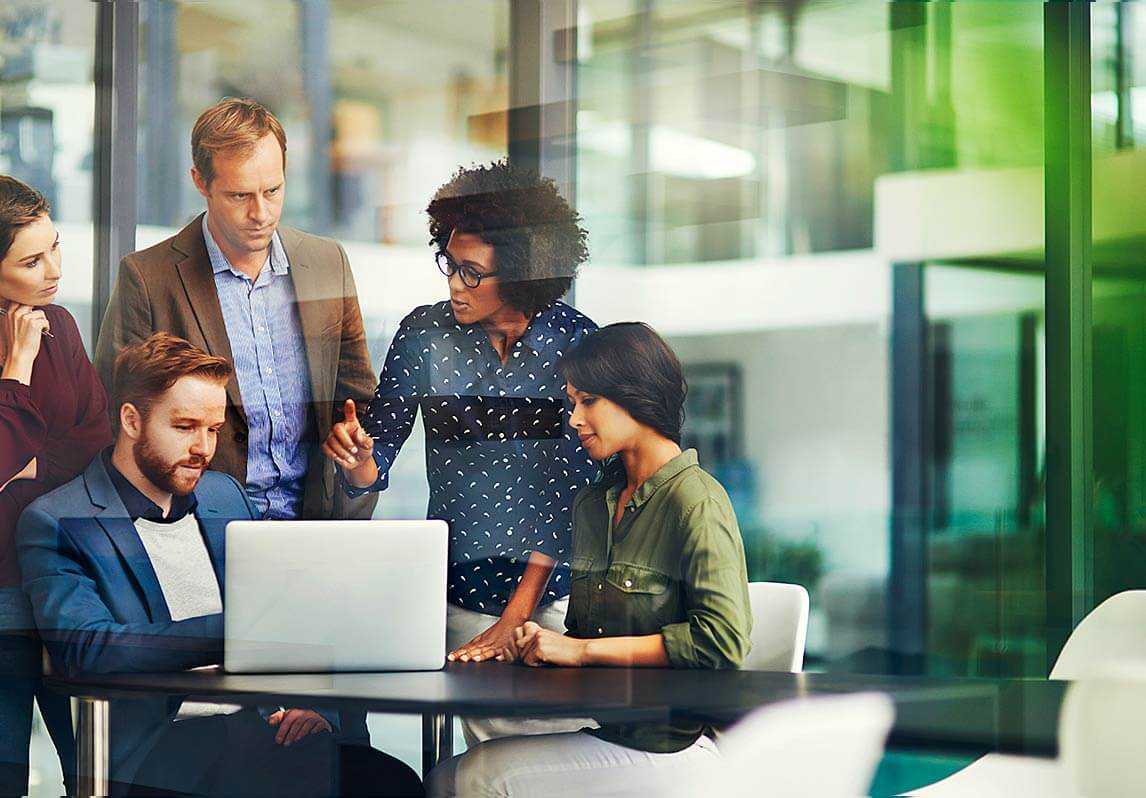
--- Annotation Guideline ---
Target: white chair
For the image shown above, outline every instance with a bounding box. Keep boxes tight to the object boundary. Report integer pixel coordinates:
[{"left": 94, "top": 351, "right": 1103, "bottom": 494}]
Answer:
[
  {"left": 674, "top": 693, "right": 894, "bottom": 797},
  {"left": 901, "top": 753, "right": 1075, "bottom": 798},
  {"left": 1049, "top": 590, "right": 1146, "bottom": 680},
  {"left": 743, "top": 581, "right": 809, "bottom": 672},
  {"left": 1059, "top": 678, "right": 1146, "bottom": 798},
  {"left": 904, "top": 590, "right": 1146, "bottom": 797},
  {"left": 712, "top": 582, "right": 810, "bottom": 752}
]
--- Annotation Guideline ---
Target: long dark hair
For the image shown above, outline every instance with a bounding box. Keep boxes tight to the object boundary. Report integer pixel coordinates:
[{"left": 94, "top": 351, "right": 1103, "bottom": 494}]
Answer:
[{"left": 560, "top": 322, "right": 687, "bottom": 444}]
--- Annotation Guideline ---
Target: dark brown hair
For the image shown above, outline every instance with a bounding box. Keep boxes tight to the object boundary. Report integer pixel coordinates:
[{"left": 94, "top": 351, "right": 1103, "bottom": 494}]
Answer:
[
  {"left": 426, "top": 160, "right": 589, "bottom": 317},
  {"left": 192, "top": 97, "right": 287, "bottom": 186},
  {"left": 560, "top": 322, "right": 688, "bottom": 444},
  {"left": 0, "top": 175, "right": 50, "bottom": 263},
  {"left": 112, "top": 333, "right": 233, "bottom": 429}
]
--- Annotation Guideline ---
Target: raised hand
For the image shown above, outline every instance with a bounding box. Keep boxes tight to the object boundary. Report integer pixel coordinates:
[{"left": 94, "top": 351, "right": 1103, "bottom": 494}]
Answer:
[
  {"left": 0, "top": 302, "right": 50, "bottom": 385},
  {"left": 321, "top": 399, "right": 378, "bottom": 487}
]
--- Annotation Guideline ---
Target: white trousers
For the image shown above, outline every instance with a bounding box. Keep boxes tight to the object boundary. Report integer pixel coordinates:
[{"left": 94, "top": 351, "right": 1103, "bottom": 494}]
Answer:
[
  {"left": 426, "top": 731, "right": 720, "bottom": 798},
  {"left": 447, "top": 599, "right": 597, "bottom": 746}
]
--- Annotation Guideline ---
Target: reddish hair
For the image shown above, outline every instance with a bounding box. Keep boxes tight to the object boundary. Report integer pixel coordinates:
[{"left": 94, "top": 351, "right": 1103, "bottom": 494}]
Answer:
[{"left": 112, "top": 333, "right": 232, "bottom": 429}]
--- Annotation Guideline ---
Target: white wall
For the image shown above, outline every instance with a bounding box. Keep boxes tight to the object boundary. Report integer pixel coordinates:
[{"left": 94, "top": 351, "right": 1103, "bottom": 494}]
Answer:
[{"left": 669, "top": 323, "right": 891, "bottom": 579}]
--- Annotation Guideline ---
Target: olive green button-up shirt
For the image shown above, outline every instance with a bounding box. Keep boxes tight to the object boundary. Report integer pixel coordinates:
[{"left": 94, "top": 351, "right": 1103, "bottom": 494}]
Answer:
[{"left": 566, "top": 449, "right": 753, "bottom": 753}]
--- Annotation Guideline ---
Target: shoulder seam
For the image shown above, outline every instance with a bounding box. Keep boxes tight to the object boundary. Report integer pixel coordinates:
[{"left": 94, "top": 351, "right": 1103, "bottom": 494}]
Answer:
[{"left": 668, "top": 471, "right": 724, "bottom": 521}]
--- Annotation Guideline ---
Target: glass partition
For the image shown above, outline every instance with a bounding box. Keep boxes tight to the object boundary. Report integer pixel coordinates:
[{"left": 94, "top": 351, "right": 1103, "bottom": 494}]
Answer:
[
  {"left": 574, "top": 0, "right": 1047, "bottom": 678},
  {"left": 136, "top": 0, "right": 511, "bottom": 521},
  {"left": 13, "top": 1, "right": 1141, "bottom": 793},
  {"left": 1, "top": 6, "right": 98, "bottom": 792},
  {"left": 0, "top": 2, "right": 97, "bottom": 351},
  {"left": 118, "top": 0, "right": 1071, "bottom": 683},
  {"left": 1091, "top": 1, "right": 1146, "bottom": 614},
  {"left": 130, "top": 2, "right": 512, "bottom": 771}
]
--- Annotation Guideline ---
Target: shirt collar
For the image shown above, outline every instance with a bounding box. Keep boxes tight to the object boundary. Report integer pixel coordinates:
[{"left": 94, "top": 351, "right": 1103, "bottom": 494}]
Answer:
[
  {"left": 606, "top": 448, "right": 700, "bottom": 510},
  {"left": 451, "top": 301, "right": 560, "bottom": 355},
  {"left": 202, "top": 213, "right": 289, "bottom": 279},
  {"left": 101, "top": 449, "right": 199, "bottom": 523},
  {"left": 520, "top": 303, "right": 559, "bottom": 353}
]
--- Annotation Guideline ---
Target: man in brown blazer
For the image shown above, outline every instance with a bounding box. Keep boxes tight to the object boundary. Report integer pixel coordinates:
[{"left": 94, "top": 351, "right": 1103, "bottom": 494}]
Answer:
[{"left": 94, "top": 98, "right": 376, "bottom": 522}]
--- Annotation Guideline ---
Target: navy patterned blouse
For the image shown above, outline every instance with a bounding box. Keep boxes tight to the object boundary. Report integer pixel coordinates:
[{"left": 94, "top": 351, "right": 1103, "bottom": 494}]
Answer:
[{"left": 348, "top": 300, "right": 598, "bottom": 613}]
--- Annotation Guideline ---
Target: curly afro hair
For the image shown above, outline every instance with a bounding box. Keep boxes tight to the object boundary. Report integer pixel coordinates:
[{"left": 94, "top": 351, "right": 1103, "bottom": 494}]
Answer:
[{"left": 426, "top": 159, "right": 589, "bottom": 317}]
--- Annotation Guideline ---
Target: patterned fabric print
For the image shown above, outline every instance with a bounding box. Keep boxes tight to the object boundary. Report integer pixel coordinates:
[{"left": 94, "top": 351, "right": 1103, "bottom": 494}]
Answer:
[
  {"left": 349, "top": 300, "right": 598, "bottom": 613},
  {"left": 421, "top": 396, "right": 565, "bottom": 443},
  {"left": 204, "top": 216, "right": 315, "bottom": 520}
]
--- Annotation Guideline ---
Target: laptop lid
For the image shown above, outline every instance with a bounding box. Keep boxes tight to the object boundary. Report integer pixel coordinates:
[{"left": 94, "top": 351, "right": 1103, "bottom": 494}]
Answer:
[{"left": 224, "top": 520, "right": 447, "bottom": 673}]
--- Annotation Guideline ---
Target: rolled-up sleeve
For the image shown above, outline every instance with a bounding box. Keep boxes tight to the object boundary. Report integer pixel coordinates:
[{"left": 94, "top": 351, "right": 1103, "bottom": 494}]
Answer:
[{"left": 661, "top": 497, "right": 752, "bottom": 670}]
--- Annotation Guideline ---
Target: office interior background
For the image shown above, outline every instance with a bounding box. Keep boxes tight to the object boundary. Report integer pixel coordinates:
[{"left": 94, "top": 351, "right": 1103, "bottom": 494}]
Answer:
[{"left": 0, "top": 0, "right": 1137, "bottom": 793}]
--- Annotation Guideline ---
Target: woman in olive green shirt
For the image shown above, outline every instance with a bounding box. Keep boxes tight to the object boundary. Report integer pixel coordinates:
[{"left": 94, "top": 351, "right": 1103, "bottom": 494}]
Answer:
[{"left": 427, "top": 322, "right": 752, "bottom": 797}]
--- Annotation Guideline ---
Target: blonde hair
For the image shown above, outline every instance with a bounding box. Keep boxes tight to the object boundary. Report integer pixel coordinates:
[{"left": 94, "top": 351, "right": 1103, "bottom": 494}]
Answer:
[{"left": 191, "top": 98, "right": 287, "bottom": 186}]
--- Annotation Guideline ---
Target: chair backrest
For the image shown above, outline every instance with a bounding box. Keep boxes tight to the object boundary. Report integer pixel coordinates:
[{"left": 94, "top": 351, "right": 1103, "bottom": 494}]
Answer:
[
  {"left": 743, "top": 581, "right": 810, "bottom": 672},
  {"left": 675, "top": 693, "right": 894, "bottom": 798},
  {"left": 1050, "top": 590, "right": 1146, "bottom": 680},
  {"left": 1060, "top": 679, "right": 1146, "bottom": 797}
]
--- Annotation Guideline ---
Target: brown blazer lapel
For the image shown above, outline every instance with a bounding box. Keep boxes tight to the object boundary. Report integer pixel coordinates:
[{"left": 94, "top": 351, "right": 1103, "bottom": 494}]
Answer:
[
  {"left": 278, "top": 226, "right": 338, "bottom": 434},
  {"left": 171, "top": 215, "right": 247, "bottom": 422}
]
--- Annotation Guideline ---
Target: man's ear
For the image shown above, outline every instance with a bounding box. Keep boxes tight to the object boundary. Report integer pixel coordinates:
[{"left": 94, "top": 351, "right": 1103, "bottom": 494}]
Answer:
[
  {"left": 190, "top": 167, "right": 210, "bottom": 200},
  {"left": 119, "top": 402, "right": 143, "bottom": 440}
]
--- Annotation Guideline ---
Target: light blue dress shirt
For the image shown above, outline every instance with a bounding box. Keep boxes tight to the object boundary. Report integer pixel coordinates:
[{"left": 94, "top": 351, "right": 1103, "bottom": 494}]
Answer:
[{"left": 202, "top": 216, "right": 314, "bottom": 519}]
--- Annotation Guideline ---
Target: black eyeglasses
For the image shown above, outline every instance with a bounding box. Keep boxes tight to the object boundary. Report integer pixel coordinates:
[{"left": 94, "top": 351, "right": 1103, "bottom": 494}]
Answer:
[{"left": 435, "top": 250, "right": 498, "bottom": 288}]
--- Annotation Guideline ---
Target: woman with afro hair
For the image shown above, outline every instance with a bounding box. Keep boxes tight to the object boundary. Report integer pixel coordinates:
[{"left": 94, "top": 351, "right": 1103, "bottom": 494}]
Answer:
[{"left": 323, "top": 159, "right": 599, "bottom": 744}]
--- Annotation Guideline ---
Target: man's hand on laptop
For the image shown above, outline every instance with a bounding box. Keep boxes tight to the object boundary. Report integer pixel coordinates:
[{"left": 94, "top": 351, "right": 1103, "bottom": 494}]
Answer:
[
  {"left": 322, "top": 399, "right": 378, "bottom": 487},
  {"left": 267, "top": 708, "right": 332, "bottom": 746}
]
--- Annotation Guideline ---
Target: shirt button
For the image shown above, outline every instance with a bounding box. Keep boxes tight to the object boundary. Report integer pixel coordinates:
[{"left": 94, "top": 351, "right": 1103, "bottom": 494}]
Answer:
[
  {"left": 597, "top": 627, "right": 604, "bottom": 635},
  {"left": 624, "top": 579, "right": 633, "bottom": 588},
  {"left": 597, "top": 583, "right": 603, "bottom": 591},
  {"left": 264, "top": 367, "right": 273, "bottom": 375}
]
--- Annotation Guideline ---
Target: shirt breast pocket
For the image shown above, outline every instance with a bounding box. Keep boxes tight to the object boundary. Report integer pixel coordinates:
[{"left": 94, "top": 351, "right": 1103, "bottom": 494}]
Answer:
[{"left": 606, "top": 562, "right": 676, "bottom": 635}]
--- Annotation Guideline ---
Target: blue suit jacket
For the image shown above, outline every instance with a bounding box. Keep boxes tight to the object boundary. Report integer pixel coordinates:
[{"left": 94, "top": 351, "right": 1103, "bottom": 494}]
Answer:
[{"left": 16, "top": 457, "right": 255, "bottom": 789}]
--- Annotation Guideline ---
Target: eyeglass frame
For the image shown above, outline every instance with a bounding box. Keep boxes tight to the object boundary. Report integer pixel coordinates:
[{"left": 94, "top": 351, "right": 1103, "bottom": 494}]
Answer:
[{"left": 435, "top": 250, "right": 499, "bottom": 288}]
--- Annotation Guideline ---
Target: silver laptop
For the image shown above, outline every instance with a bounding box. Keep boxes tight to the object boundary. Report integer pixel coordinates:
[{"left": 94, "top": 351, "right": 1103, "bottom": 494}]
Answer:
[{"left": 224, "top": 520, "right": 447, "bottom": 673}]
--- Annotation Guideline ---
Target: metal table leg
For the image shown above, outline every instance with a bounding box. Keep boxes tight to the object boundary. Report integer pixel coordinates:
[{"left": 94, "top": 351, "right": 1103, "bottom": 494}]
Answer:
[
  {"left": 76, "top": 696, "right": 110, "bottom": 797},
  {"left": 421, "top": 711, "right": 454, "bottom": 778}
]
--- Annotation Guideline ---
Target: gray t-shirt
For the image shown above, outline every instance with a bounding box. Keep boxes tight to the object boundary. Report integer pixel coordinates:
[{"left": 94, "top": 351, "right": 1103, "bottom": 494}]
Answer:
[
  {"left": 134, "top": 513, "right": 238, "bottom": 719},
  {"left": 133, "top": 514, "right": 222, "bottom": 621}
]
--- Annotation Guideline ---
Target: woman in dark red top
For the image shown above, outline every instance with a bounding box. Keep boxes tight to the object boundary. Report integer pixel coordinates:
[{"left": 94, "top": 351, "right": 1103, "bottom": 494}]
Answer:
[{"left": 0, "top": 176, "right": 112, "bottom": 795}]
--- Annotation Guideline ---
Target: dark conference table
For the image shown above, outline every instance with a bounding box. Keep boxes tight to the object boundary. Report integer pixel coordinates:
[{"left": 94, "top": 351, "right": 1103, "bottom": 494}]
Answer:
[{"left": 48, "top": 663, "right": 1067, "bottom": 795}]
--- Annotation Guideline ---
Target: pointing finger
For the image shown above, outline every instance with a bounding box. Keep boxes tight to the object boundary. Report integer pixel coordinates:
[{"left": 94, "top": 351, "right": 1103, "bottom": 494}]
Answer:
[
  {"left": 332, "top": 422, "right": 359, "bottom": 454},
  {"left": 353, "top": 427, "right": 373, "bottom": 450}
]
